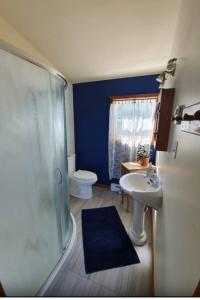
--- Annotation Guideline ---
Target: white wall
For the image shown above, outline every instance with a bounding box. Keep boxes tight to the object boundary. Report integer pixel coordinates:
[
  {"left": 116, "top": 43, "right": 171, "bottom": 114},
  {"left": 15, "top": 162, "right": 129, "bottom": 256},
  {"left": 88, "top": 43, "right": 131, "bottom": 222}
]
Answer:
[
  {"left": 154, "top": 0, "right": 200, "bottom": 296},
  {"left": 65, "top": 83, "right": 75, "bottom": 156},
  {"left": 0, "top": 16, "right": 75, "bottom": 157}
]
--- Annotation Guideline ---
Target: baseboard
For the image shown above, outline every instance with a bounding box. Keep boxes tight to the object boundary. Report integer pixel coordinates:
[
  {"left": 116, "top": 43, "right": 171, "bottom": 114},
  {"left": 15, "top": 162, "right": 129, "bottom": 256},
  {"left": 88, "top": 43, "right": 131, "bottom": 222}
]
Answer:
[
  {"left": 36, "top": 213, "right": 77, "bottom": 296},
  {"left": 94, "top": 183, "right": 110, "bottom": 189}
]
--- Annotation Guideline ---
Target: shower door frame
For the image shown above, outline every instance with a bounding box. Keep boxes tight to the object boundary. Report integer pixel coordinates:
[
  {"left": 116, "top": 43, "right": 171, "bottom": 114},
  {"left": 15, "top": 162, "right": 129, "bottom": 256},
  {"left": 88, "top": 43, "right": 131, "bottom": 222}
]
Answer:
[{"left": 51, "top": 74, "right": 72, "bottom": 253}]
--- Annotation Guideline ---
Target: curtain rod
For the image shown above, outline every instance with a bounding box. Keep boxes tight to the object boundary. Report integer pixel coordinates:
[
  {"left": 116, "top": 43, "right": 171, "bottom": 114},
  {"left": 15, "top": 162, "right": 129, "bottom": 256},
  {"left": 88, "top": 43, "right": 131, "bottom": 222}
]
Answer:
[
  {"left": 110, "top": 93, "right": 159, "bottom": 102},
  {"left": 0, "top": 39, "right": 68, "bottom": 86}
]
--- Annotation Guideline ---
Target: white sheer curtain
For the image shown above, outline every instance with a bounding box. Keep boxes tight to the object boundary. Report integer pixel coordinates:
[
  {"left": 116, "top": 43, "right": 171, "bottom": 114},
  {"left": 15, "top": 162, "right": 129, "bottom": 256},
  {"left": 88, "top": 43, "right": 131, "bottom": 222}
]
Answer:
[{"left": 108, "top": 99, "right": 157, "bottom": 179}]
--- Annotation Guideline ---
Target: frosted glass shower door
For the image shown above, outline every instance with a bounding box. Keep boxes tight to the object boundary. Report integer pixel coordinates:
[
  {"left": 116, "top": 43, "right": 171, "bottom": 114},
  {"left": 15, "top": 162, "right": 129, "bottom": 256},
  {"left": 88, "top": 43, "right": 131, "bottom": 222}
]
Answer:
[
  {"left": 0, "top": 48, "right": 69, "bottom": 296},
  {"left": 50, "top": 75, "right": 72, "bottom": 250}
]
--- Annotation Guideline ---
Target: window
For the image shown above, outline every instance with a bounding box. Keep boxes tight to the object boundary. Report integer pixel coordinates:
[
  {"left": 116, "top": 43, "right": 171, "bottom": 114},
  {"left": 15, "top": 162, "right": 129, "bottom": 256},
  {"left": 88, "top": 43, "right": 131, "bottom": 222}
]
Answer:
[{"left": 108, "top": 94, "right": 158, "bottom": 179}]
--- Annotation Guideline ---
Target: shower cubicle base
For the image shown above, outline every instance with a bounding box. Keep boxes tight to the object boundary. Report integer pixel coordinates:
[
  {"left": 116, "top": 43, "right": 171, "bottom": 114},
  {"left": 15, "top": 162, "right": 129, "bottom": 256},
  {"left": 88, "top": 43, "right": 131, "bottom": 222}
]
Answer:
[{"left": 36, "top": 213, "right": 76, "bottom": 296}]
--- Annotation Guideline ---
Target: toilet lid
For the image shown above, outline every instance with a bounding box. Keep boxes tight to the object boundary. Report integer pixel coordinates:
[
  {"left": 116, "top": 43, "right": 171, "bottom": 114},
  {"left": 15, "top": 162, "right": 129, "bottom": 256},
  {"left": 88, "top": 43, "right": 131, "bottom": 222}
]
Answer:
[{"left": 74, "top": 170, "right": 97, "bottom": 181}]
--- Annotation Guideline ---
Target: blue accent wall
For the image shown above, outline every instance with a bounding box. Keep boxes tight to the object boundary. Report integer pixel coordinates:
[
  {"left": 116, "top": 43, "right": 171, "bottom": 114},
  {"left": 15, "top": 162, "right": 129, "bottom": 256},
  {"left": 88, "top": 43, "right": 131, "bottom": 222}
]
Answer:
[{"left": 73, "top": 75, "right": 159, "bottom": 185}]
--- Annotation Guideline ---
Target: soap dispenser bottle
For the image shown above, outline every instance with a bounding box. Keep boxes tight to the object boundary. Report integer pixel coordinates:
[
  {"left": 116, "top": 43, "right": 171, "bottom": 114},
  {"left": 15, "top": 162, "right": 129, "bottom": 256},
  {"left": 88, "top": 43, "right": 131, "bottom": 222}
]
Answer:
[{"left": 146, "top": 162, "right": 154, "bottom": 178}]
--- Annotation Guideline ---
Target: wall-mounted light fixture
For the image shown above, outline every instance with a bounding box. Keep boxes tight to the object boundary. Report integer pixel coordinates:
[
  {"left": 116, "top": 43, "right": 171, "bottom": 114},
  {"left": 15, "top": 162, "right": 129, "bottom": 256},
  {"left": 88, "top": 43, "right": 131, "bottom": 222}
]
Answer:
[
  {"left": 156, "top": 58, "right": 177, "bottom": 89},
  {"left": 156, "top": 71, "right": 166, "bottom": 84},
  {"left": 166, "top": 58, "right": 177, "bottom": 76}
]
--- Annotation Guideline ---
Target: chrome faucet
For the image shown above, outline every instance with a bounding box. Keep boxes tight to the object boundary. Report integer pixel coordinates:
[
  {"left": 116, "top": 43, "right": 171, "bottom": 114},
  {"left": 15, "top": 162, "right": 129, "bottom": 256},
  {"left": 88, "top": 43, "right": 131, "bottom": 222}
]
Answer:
[
  {"left": 149, "top": 174, "right": 160, "bottom": 188},
  {"left": 146, "top": 163, "right": 159, "bottom": 188}
]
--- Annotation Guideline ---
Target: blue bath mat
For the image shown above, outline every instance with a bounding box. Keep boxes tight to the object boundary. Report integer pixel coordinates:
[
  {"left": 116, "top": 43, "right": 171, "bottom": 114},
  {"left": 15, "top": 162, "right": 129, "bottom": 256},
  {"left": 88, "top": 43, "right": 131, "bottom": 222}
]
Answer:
[{"left": 81, "top": 206, "right": 140, "bottom": 274}]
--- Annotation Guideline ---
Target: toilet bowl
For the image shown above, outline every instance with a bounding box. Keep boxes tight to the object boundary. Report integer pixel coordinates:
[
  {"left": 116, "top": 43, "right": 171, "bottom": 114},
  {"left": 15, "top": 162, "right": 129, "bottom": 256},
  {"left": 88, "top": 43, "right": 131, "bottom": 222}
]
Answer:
[{"left": 68, "top": 154, "right": 97, "bottom": 199}]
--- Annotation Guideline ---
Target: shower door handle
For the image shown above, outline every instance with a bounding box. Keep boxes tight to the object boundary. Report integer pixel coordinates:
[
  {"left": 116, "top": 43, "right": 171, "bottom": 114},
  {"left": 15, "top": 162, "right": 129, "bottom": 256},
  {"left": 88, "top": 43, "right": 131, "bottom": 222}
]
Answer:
[{"left": 56, "top": 168, "right": 62, "bottom": 184}]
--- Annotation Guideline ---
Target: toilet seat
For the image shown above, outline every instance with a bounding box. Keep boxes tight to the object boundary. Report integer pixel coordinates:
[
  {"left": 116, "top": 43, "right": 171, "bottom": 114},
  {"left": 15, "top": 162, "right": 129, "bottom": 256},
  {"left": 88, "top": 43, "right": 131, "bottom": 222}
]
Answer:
[{"left": 74, "top": 170, "right": 97, "bottom": 183}]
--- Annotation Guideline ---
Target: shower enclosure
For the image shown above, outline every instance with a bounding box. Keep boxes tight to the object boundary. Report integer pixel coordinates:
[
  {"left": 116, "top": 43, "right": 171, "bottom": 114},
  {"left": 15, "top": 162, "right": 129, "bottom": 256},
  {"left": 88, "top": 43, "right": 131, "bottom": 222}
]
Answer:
[{"left": 0, "top": 45, "right": 73, "bottom": 296}]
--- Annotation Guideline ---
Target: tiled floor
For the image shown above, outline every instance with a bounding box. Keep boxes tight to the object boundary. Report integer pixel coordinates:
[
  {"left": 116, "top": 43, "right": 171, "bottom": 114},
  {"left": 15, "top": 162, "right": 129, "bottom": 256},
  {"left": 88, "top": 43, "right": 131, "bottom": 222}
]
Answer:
[{"left": 46, "top": 187, "right": 153, "bottom": 296}]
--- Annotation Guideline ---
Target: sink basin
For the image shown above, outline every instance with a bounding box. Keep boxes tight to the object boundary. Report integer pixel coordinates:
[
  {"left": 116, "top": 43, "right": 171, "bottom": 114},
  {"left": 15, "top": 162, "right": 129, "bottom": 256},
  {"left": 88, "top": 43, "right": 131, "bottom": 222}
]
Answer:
[
  {"left": 119, "top": 172, "right": 162, "bottom": 246},
  {"left": 119, "top": 173, "right": 162, "bottom": 210}
]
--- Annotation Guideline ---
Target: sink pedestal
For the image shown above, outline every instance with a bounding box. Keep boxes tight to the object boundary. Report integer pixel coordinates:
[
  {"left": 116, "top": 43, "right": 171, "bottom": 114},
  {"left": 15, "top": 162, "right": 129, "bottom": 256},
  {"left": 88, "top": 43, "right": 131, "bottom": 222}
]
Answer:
[
  {"left": 119, "top": 172, "right": 162, "bottom": 247},
  {"left": 129, "top": 200, "right": 147, "bottom": 246}
]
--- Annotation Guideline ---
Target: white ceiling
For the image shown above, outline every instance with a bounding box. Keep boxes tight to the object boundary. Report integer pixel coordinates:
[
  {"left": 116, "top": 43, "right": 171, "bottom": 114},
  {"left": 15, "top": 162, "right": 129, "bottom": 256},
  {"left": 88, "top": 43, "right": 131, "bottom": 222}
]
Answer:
[{"left": 0, "top": 0, "right": 180, "bottom": 83}]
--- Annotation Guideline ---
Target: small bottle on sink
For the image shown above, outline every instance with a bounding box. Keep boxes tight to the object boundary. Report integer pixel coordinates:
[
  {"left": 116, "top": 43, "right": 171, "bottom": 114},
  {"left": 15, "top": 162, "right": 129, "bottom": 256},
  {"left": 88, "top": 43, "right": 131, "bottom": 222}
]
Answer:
[{"left": 146, "top": 162, "right": 154, "bottom": 179}]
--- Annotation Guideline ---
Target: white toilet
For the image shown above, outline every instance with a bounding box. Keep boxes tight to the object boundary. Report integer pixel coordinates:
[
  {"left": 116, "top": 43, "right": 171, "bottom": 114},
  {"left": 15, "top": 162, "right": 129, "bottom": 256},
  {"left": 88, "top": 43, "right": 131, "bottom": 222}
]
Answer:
[{"left": 68, "top": 154, "right": 97, "bottom": 199}]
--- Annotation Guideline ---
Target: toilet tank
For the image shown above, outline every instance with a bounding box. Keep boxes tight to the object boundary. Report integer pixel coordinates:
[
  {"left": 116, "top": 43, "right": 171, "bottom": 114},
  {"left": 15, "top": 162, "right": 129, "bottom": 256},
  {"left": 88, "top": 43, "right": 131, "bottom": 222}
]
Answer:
[{"left": 68, "top": 154, "right": 75, "bottom": 176}]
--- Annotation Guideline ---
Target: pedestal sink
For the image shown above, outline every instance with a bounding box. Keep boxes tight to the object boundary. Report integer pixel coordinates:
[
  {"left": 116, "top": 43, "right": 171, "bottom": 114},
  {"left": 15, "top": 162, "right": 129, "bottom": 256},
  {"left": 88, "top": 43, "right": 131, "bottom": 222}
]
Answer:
[{"left": 119, "top": 173, "right": 162, "bottom": 246}]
